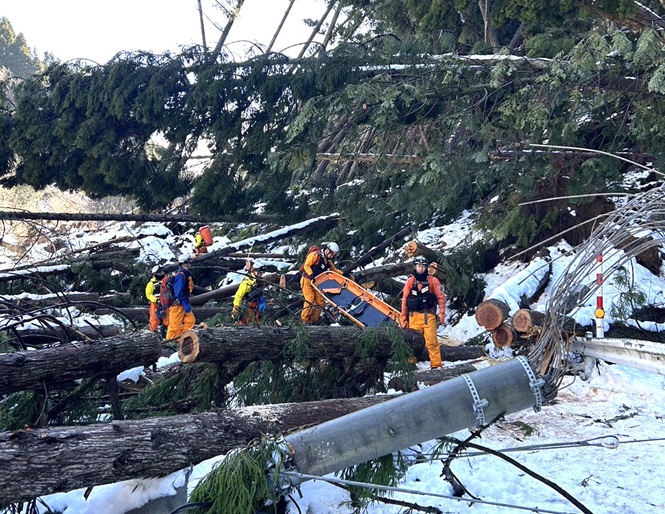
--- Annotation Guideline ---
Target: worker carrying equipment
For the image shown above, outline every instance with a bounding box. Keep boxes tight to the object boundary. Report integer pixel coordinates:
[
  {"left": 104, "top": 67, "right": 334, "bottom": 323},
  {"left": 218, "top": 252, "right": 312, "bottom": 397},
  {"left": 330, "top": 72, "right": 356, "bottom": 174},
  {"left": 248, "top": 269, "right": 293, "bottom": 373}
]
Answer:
[
  {"left": 193, "top": 226, "right": 213, "bottom": 256},
  {"left": 165, "top": 258, "right": 196, "bottom": 340},
  {"left": 299, "top": 242, "right": 341, "bottom": 324},
  {"left": 145, "top": 265, "right": 168, "bottom": 337},
  {"left": 232, "top": 262, "right": 266, "bottom": 326}
]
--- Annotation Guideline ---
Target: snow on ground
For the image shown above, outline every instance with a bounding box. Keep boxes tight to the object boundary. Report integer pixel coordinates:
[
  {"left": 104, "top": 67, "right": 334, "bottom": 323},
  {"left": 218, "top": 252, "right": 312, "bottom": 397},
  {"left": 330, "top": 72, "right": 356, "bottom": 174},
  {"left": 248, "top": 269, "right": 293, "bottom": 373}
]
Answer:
[
  {"left": 2, "top": 213, "right": 665, "bottom": 513},
  {"left": 26, "top": 362, "right": 665, "bottom": 514}
]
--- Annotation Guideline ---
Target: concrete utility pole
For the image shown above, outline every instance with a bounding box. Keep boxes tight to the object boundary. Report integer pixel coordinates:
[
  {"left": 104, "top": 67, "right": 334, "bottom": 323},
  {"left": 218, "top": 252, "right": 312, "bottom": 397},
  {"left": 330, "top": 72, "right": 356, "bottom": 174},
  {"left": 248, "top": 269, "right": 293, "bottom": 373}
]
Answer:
[{"left": 284, "top": 357, "right": 548, "bottom": 481}]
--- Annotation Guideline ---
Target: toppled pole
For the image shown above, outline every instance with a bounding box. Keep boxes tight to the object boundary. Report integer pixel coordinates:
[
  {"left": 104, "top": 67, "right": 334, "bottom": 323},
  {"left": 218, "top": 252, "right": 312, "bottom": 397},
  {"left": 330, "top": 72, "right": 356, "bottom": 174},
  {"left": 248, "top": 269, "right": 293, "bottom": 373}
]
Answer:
[
  {"left": 284, "top": 357, "right": 551, "bottom": 480},
  {"left": 571, "top": 337, "right": 665, "bottom": 375}
]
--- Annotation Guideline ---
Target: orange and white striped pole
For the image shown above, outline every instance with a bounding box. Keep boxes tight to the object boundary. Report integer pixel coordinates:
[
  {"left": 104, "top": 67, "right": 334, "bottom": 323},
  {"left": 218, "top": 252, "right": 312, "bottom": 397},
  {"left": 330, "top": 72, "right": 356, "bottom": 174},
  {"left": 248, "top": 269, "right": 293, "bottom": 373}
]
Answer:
[{"left": 595, "top": 252, "right": 605, "bottom": 338}]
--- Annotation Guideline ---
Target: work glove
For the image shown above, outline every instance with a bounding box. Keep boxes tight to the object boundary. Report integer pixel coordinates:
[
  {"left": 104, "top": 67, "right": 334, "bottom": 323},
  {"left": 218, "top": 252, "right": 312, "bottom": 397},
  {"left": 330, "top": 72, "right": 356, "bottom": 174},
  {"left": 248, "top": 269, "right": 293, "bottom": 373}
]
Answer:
[
  {"left": 183, "top": 300, "right": 192, "bottom": 314},
  {"left": 231, "top": 306, "right": 240, "bottom": 320}
]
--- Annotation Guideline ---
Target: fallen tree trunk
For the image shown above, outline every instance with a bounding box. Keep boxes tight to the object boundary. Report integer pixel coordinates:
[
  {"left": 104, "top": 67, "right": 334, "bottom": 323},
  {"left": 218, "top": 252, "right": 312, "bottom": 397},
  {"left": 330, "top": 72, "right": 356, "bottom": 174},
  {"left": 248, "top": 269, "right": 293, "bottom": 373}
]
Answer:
[
  {"left": 387, "top": 362, "right": 477, "bottom": 391},
  {"left": 417, "top": 343, "right": 486, "bottom": 363},
  {"left": 177, "top": 326, "right": 425, "bottom": 363},
  {"left": 0, "top": 333, "right": 163, "bottom": 396},
  {"left": 341, "top": 225, "right": 412, "bottom": 275},
  {"left": 6, "top": 324, "right": 122, "bottom": 348},
  {"left": 189, "top": 214, "right": 340, "bottom": 267},
  {"left": 0, "top": 395, "right": 397, "bottom": 504}
]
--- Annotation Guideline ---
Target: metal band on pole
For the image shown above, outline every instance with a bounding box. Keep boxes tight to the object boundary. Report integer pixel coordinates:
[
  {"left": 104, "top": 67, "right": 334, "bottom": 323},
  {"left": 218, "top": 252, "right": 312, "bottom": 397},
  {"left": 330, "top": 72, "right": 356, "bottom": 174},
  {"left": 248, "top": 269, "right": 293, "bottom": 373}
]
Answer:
[
  {"left": 517, "top": 356, "right": 545, "bottom": 412},
  {"left": 462, "top": 373, "right": 489, "bottom": 426}
]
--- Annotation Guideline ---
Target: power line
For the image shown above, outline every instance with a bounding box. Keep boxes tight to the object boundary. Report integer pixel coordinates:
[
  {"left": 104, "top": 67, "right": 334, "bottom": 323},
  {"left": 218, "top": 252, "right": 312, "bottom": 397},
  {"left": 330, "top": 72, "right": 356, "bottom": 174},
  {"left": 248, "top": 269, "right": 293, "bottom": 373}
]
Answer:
[{"left": 283, "top": 471, "right": 579, "bottom": 514}]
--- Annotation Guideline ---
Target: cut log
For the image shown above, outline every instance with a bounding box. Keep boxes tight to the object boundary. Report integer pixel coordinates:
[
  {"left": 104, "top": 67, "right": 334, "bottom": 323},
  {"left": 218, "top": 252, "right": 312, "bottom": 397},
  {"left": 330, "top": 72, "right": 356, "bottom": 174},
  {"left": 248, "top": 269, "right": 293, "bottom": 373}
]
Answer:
[
  {"left": 0, "top": 333, "right": 163, "bottom": 396},
  {"left": 0, "top": 395, "right": 397, "bottom": 504},
  {"left": 387, "top": 363, "right": 477, "bottom": 391},
  {"left": 475, "top": 298, "right": 511, "bottom": 330},
  {"left": 491, "top": 323, "right": 516, "bottom": 348},
  {"left": 512, "top": 309, "right": 546, "bottom": 333},
  {"left": 177, "top": 326, "right": 425, "bottom": 364},
  {"left": 402, "top": 240, "right": 445, "bottom": 261}
]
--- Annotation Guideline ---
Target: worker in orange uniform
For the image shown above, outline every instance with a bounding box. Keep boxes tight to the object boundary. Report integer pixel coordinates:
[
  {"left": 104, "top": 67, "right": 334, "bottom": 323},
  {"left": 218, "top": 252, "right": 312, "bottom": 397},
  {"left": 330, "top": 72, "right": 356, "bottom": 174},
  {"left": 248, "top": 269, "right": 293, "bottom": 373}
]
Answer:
[
  {"left": 299, "top": 242, "right": 340, "bottom": 324},
  {"left": 166, "top": 256, "right": 196, "bottom": 340},
  {"left": 145, "top": 265, "right": 168, "bottom": 337},
  {"left": 400, "top": 256, "right": 447, "bottom": 369}
]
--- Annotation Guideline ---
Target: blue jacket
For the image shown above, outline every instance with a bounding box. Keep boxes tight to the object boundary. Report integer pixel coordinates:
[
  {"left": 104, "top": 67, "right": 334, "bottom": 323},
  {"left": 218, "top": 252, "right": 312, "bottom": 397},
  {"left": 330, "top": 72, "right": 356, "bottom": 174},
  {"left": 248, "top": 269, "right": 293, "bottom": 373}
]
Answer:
[{"left": 173, "top": 268, "right": 193, "bottom": 312}]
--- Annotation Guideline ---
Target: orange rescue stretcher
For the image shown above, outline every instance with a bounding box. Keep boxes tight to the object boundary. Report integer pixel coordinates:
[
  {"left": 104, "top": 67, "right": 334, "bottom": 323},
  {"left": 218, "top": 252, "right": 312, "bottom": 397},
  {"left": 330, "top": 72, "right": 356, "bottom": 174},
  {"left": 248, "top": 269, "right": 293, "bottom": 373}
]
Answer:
[{"left": 312, "top": 271, "right": 402, "bottom": 328}]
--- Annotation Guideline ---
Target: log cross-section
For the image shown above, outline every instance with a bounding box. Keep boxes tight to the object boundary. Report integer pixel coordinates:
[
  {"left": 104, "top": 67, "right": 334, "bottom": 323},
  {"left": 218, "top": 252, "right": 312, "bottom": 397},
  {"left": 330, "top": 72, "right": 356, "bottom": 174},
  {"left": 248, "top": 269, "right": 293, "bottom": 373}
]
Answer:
[
  {"left": 512, "top": 309, "right": 546, "bottom": 333},
  {"left": 491, "top": 323, "right": 516, "bottom": 348},
  {"left": 475, "top": 298, "right": 511, "bottom": 330}
]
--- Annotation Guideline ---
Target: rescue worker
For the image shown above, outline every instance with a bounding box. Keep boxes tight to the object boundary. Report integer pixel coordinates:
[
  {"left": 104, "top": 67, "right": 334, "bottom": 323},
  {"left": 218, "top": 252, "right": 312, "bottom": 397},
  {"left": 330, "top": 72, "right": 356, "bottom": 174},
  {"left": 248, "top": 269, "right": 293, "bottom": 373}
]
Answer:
[
  {"left": 145, "top": 265, "right": 168, "bottom": 337},
  {"left": 193, "top": 230, "right": 208, "bottom": 256},
  {"left": 165, "top": 256, "right": 196, "bottom": 340},
  {"left": 400, "top": 256, "right": 447, "bottom": 369},
  {"left": 232, "top": 262, "right": 266, "bottom": 326},
  {"left": 300, "top": 242, "right": 341, "bottom": 324}
]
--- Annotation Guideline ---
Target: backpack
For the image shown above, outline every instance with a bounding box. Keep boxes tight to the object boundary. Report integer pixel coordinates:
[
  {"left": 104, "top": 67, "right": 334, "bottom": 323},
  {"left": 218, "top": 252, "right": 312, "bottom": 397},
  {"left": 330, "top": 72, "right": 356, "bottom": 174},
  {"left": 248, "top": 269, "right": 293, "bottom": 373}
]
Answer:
[
  {"left": 295, "top": 245, "right": 321, "bottom": 288},
  {"left": 199, "top": 225, "right": 214, "bottom": 246},
  {"left": 159, "top": 274, "right": 178, "bottom": 308},
  {"left": 298, "top": 245, "right": 320, "bottom": 275}
]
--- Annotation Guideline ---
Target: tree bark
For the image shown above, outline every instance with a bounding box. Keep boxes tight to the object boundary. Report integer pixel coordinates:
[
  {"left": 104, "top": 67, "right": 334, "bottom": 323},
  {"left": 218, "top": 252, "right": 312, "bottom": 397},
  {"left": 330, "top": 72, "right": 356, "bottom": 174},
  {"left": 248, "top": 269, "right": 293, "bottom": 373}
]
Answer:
[
  {"left": 387, "top": 363, "right": 477, "bottom": 391},
  {"left": 7, "top": 324, "right": 122, "bottom": 348},
  {"left": 177, "top": 326, "right": 425, "bottom": 364},
  {"left": 189, "top": 214, "right": 340, "bottom": 267},
  {"left": 0, "top": 395, "right": 398, "bottom": 504},
  {"left": 0, "top": 333, "right": 162, "bottom": 396}
]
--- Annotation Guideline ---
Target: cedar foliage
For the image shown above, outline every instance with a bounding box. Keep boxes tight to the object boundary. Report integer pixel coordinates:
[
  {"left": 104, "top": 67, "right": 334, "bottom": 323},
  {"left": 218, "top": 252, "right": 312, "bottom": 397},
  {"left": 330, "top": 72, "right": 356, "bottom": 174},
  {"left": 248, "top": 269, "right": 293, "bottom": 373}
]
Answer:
[{"left": 1, "top": 2, "right": 663, "bottom": 260}]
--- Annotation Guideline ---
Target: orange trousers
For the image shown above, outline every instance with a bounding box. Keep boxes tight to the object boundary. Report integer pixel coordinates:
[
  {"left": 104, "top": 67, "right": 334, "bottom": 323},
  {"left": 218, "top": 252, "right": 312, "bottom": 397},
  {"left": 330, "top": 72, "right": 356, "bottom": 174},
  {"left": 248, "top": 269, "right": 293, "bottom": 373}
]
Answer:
[
  {"left": 148, "top": 302, "right": 169, "bottom": 332},
  {"left": 407, "top": 311, "right": 442, "bottom": 369},
  {"left": 300, "top": 278, "right": 325, "bottom": 324},
  {"left": 166, "top": 304, "right": 195, "bottom": 340}
]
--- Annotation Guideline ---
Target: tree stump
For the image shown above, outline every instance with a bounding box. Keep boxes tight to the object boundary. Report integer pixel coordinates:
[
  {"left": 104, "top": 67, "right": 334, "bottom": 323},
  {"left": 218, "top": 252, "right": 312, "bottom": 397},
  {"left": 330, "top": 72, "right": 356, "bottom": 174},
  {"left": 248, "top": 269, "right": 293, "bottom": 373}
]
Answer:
[{"left": 475, "top": 298, "right": 511, "bottom": 330}]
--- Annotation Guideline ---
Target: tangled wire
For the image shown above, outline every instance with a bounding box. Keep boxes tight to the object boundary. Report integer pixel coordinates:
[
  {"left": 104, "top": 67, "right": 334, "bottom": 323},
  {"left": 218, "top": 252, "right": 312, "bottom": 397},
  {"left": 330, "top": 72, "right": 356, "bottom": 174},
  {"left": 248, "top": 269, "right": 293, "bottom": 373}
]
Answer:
[{"left": 530, "top": 184, "right": 665, "bottom": 387}]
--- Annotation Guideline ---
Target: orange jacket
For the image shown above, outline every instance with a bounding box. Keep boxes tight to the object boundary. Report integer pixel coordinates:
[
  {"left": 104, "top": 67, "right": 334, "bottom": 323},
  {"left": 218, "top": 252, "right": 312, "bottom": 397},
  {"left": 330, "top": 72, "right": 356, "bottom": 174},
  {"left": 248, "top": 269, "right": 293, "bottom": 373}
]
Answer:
[
  {"left": 401, "top": 274, "right": 446, "bottom": 325},
  {"left": 301, "top": 250, "right": 339, "bottom": 280}
]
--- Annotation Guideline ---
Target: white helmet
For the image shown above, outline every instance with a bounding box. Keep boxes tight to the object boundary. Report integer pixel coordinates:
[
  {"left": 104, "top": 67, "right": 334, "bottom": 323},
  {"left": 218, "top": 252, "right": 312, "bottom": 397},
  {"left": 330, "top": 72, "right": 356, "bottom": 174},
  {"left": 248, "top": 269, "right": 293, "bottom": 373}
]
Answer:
[
  {"left": 151, "top": 265, "right": 160, "bottom": 274},
  {"left": 325, "top": 242, "right": 339, "bottom": 254}
]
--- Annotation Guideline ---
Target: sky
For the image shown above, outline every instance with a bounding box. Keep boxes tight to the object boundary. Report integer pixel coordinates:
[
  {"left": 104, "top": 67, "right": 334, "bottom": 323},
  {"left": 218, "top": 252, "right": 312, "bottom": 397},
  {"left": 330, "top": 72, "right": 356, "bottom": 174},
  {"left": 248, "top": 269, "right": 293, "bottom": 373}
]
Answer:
[
  {"left": 2, "top": 210, "right": 665, "bottom": 513},
  {"left": 1, "top": 0, "right": 327, "bottom": 64}
]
